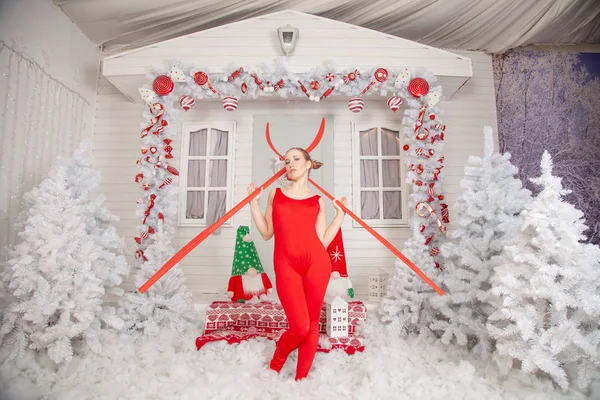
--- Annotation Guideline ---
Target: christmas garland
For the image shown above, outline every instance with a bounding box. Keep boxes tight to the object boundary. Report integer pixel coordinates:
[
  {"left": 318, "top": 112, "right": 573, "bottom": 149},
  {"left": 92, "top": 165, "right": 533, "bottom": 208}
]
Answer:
[{"left": 134, "top": 61, "right": 449, "bottom": 269}]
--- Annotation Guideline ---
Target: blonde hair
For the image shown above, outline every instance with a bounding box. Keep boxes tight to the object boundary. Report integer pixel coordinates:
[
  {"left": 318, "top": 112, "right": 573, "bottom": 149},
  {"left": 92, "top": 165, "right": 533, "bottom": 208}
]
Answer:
[{"left": 287, "top": 147, "right": 323, "bottom": 170}]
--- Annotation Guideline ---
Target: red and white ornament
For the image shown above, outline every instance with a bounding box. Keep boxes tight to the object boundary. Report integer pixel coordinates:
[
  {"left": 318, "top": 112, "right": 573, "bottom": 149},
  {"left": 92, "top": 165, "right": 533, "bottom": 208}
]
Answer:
[
  {"left": 430, "top": 247, "right": 440, "bottom": 256},
  {"left": 135, "top": 173, "right": 144, "bottom": 183},
  {"left": 374, "top": 68, "right": 389, "bottom": 83},
  {"left": 135, "top": 226, "right": 155, "bottom": 244},
  {"left": 193, "top": 71, "right": 209, "bottom": 86},
  {"left": 166, "top": 165, "right": 180, "bottom": 176},
  {"left": 241, "top": 82, "right": 248, "bottom": 93},
  {"left": 387, "top": 96, "right": 403, "bottom": 112},
  {"left": 326, "top": 73, "right": 335, "bottom": 82},
  {"left": 223, "top": 96, "right": 238, "bottom": 111},
  {"left": 152, "top": 75, "right": 174, "bottom": 96},
  {"left": 310, "top": 80, "right": 320, "bottom": 90},
  {"left": 408, "top": 77, "right": 430, "bottom": 98},
  {"left": 179, "top": 95, "right": 195, "bottom": 111},
  {"left": 159, "top": 178, "right": 173, "bottom": 188},
  {"left": 149, "top": 146, "right": 157, "bottom": 154},
  {"left": 348, "top": 97, "right": 364, "bottom": 113}
]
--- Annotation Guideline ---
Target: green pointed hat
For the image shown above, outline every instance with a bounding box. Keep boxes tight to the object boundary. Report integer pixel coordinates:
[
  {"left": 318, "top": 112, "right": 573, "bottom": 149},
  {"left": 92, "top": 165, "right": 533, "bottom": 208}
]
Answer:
[{"left": 231, "top": 225, "right": 265, "bottom": 276}]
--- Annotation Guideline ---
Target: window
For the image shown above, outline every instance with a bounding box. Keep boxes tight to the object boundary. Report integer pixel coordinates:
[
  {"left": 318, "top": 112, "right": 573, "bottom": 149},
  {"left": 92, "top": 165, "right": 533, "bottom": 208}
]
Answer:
[
  {"left": 352, "top": 124, "right": 407, "bottom": 227},
  {"left": 179, "top": 122, "right": 236, "bottom": 227}
]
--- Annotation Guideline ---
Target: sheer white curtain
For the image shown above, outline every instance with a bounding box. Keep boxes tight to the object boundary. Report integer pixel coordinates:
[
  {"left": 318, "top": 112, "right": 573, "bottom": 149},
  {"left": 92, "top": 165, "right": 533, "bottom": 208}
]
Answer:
[
  {"left": 186, "top": 128, "right": 206, "bottom": 219},
  {"left": 185, "top": 127, "right": 228, "bottom": 231},
  {"left": 0, "top": 40, "right": 88, "bottom": 249},
  {"left": 359, "top": 127, "right": 401, "bottom": 220}
]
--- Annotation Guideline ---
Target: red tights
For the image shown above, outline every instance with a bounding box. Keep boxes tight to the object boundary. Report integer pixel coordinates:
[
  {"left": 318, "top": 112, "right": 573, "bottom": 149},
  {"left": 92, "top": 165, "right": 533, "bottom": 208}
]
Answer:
[{"left": 269, "top": 257, "right": 329, "bottom": 380}]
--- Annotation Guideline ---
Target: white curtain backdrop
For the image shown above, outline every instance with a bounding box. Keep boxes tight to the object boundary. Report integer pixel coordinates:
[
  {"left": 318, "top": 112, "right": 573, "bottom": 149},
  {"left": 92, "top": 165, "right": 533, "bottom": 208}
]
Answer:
[
  {"left": 54, "top": 0, "right": 600, "bottom": 54},
  {"left": 0, "top": 40, "right": 89, "bottom": 250}
]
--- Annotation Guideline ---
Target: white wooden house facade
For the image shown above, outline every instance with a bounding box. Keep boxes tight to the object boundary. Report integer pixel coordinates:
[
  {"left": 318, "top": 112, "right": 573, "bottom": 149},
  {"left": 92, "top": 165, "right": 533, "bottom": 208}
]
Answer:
[{"left": 96, "top": 10, "right": 498, "bottom": 302}]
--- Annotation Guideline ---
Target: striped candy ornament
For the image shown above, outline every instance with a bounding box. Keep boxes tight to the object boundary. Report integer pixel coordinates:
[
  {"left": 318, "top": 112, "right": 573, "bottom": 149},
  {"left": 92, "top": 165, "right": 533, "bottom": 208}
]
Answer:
[
  {"left": 223, "top": 96, "right": 239, "bottom": 111},
  {"left": 159, "top": 178, "right": 173, "bottom": 188},
  {"left": 179, "top": 95, "right": 195, "bottom": 111},
  {"left": 387, "top": 96, "right": 403, "bottom": 112},
  {"left": 348, "top": 97, "right": 364, "bottom": 113}
]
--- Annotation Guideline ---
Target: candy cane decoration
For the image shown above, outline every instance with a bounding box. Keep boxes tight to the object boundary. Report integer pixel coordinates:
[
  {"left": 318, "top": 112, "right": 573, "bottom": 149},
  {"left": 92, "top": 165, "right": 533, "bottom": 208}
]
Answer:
[
  {"left": 416, "top": 202, "right": 447, "bottom": 234},
  {"left": 414, "top": 104, "right": 427, "bottom": 137},
  {"left": 141, "top": 103, "right": 165, "bottom": 138}
]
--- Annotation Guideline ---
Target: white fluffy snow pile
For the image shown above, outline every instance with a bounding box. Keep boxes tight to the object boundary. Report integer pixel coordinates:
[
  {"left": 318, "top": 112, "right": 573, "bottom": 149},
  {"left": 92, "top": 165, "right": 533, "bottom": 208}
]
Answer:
[{"left": 0, "top": 318, "right": 588, "bottom": 400}]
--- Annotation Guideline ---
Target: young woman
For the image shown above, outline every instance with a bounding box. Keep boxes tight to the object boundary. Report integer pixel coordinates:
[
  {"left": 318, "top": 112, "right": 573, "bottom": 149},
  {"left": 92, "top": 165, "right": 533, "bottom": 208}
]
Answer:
[{"left": 248, "top": 147, "right": 346, "bottom": 381}]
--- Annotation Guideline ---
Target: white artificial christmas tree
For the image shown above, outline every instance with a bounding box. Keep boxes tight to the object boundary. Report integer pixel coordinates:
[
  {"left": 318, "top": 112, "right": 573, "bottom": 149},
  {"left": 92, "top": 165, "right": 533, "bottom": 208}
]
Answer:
[
  {"left": 117, "top": 103, "right": 196, "bottom": 335},
  {"left": 487, "top": 151, "right": 600, "bottom": 389},
  {"left": 0, "top": 143, "right": 130, "bottom": 363},
  {"left": 427, "top": 126, "right": 532, "bottom": 358},
  {"left": 379, "top": 235, "right": 440, "bottom": 334},
  {"left": 64, "top": 142, "right": 130, "bottom": 294}
]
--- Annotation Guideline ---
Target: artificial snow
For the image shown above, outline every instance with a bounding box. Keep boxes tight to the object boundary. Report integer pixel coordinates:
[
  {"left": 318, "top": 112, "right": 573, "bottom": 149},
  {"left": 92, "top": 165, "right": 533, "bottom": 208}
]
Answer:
[{"left": 0, "top": 316, "right": 589, "bottom": 400}]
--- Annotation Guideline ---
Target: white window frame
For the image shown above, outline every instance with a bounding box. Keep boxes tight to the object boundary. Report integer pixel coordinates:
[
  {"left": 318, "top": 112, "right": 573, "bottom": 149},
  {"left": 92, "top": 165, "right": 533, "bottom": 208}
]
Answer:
[
  {"left": 351, "top": 122, "right": 408, "bottom": 228},
  {"left": 178, "top": 121, "right": 236, "bottom": 227}
]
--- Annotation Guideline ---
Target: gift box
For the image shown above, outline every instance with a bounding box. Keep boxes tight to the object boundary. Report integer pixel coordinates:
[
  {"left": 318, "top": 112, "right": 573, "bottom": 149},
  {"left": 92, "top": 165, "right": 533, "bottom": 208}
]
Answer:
[
  {"left": 319, "top": 334, "right": 365, "bottom": 355},
  {"left": 198, "top": 300, "right": 368, "bottom": 353}
]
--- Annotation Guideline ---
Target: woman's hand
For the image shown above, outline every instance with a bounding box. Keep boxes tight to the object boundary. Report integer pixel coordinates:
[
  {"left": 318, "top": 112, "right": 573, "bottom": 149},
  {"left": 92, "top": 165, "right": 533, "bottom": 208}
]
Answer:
[
  {"left": 248, "top": 183, "right": 263, "bottom": 203},
  {"left": 333, "top": 196, "right": 347, "bottom": 215}
]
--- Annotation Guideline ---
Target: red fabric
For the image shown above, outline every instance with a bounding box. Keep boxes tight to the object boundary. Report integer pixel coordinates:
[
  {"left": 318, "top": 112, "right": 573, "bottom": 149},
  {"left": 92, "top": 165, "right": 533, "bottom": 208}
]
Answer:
[
  {"left": 326, "top": 229, "right": 348, "bottom": 277},
  {"left": 227, "top": 273, "right": 273, "bottom": 303},
  {"left": 269, "top": 188, "right": 331, "bottom": 380}
]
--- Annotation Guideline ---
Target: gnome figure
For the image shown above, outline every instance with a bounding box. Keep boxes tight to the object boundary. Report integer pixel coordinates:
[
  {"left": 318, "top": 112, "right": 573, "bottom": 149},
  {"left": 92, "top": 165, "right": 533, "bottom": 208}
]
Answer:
[
  {"left": 325, "top": 229, "right": 354, "bottom": 302},
  {"left": 227, "top": 226, "right": 273, "bottom": 303}
]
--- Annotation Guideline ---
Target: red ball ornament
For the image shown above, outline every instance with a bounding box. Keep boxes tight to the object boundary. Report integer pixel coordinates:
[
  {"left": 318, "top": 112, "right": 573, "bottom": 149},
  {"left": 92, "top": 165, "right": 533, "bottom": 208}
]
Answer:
[
  {"left": 150, "top": 146, "right": 157, "bottom": 154},
  {"left": 438, "top": 194, "right": 444, "bottom": 200},
  {"left": 135, "top": 173, "right": 144, "bottom": 183},
  {"left": 141, "top": 147, "right": 148, "bottom": 154},
  {"left": 374, "top": 68, "right": 388, "bottom": 83},
  {"left": 194, "top": 71, "right": 209, "bottom": 86},
  {"left": 420, "top": 225, "right": 425, "bottom": 233},
  {"left": 241, "top": 82, "right": 248, "bottom": 93},
  {"left": 164, "top": 145, "right": 173, "bottom": 153},
  {"left": 310, "top": 80, "right": 320, "bottom": 90},
  {"left": 408, "top": 77, "right": 429, "bottom": 98},
  {"left": 153, "top": 75, "right": 174, "bottom": 96},
  {"left": 429, "top": 114, "right": 436, "bottom": 120},
  {"left": 403, "top": 144, "right": 409, "bottom": 151}
]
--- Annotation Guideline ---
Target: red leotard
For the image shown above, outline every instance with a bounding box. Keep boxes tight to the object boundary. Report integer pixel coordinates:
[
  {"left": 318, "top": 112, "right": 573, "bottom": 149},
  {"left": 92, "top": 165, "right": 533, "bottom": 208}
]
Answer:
[{"left": 269, "top": 187, "right": 331, "bottom": 380}]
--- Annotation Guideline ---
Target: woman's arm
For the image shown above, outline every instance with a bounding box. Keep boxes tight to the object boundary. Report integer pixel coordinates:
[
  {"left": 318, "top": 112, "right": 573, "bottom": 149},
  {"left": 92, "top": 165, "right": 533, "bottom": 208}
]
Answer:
[
  {"left": 316, "top": 197, "right": 347, "bottom": 247},
  {"left": 249, "top": 184, "right": 275, "bottom": 241}
]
